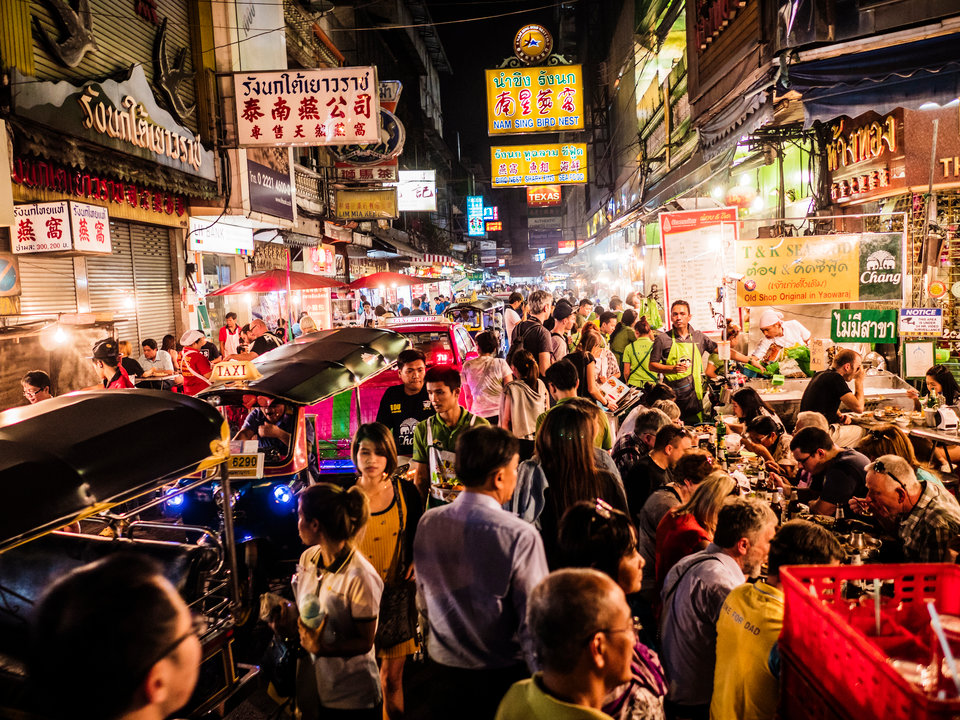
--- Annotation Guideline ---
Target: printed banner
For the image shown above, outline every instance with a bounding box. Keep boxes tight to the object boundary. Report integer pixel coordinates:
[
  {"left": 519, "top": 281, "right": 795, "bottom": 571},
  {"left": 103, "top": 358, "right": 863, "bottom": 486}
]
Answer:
[
  {"left": 334, "top": 188, "right": 398, "bottom": 220},
  {"left": 235, "top": 67, "right": 381, "bottom": 146},
  {"left": 491, "top": 143, "right": 587, "bottom": 187},
  {"left": 736, "top": 232, "right": 904, "bottom": 306},
  {"left": 899, "top": 308, "right": 943, "bottom": 337},
  {"left": 13, "top": 201, "right": 112, "bottom": 254},
  {"left": 485, "top": 66, "right": 584, "bottom": 135},
  {"left": 830, "top": 309, "right": 898, "bottom": 342}
]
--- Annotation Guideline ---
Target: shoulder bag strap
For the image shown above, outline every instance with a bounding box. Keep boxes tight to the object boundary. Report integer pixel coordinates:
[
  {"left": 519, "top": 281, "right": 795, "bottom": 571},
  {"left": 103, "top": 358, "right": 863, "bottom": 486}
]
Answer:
[
  {"left": 661, "top": 554, "right": 724, "bottom": 617},
  {"left": 391, "top": 478, "right": 407, "bottom": 576}
]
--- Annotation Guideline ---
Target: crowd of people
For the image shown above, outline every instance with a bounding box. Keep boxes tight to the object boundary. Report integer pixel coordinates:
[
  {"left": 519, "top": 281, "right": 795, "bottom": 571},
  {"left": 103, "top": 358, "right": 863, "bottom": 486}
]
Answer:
[{"left": 22, "top": 287, "right": 960, "bottom": 720}]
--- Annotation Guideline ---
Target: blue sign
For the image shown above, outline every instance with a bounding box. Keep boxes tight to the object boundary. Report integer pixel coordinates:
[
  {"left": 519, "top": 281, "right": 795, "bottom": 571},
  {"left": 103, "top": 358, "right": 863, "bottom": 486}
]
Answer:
[
  {"left": 0, "top": 254, "right": 21, "bottom": 297},
  {"left": 467, "top": 196, "right": 485, "bottom": 237}
]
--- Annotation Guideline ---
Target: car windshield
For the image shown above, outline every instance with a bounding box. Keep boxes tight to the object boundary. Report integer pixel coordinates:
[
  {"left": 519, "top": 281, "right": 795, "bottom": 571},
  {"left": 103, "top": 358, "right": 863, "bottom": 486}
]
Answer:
[{"left": 404, "top": 331, "right": 456, "bottom": 365}]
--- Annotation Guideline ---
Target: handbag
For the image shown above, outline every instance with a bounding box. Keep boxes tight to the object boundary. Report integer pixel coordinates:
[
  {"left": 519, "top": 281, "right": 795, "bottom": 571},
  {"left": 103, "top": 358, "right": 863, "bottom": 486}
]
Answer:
[{"left": 374, "top": 479, "right": 419, "bottom": 648}]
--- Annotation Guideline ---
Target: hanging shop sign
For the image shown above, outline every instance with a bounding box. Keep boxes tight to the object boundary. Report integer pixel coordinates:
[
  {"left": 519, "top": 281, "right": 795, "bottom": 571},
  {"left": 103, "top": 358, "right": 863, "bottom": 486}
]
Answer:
[
  {"left": 660, "top": 208, "right": 738, "bottom": 330},
  {"left": 528, "top": 228, "right": 562, "bottom": 249},
  {"left": 558, "top": 239, "right": 576, "bottom": 254},
  {"left": 827, "top": 110, "right": 905, "bottom": 203},
  {"left": 527, "top": 185, "right": 562, "bottom": 206},
  {"left": 830, "top": 309, "right": 898, "bottom": 343},
  {"left": 335, "top": 163, "right": 398, "bottom": 183},
  {"left": 308, "top": 244, "right": 337, "bottom": 277},
  {"left": 467, "top": 196, "right": 485, "bottom": 237},
  {"left": 491, "top": 143, "right": 587, "bottom": 187},
  {"left": 483, "top": 206, "right": 499, "bottom": 221},
  {"left": 485, "top": 65, "right": 583, "bottom": 135},
  {"left": 252, "top": 241, "right": 289, "bottom": 272},
  {"left": 334, "top": 188, "right": 398, "bottom": 220},
  {"left": 234, "top": 67, "right": 380, "bottom": 146},
  {"left": 485, "top": 221, "right": 503, "bottom": 232},
  {"left": 735, "top": 232, "right": 904, "bottom": 306},
  {"left": 397, "top": 170, "right": 437, "bottom": 212},
  {"left": 11, "top": 156, "right": 187, "bottom": 220},
  {"left": 0, "top": 254, "right": 22, "bottom": 298},
  {"left": 528, "top": 215, "right": 562, "bottom": 229},
  {"left": 11, "top": 66, "right": 215, "bottom": 181},
  {"left": 928, "top": 280, "right": 949, "bottom": 299},
  {"left": 188, "top": 218, "right": 254, "bottom": 255},
  {"left": 246, "top": 147, "right": 295, "bottom": 222},
  {"left": 13, "top": 201, "right": 113, "bottom": 255},
  {"left": 333, "top": 81, "right": 403, "bottom": 182},
  {"left": 899, "top": 308, "right": 943, "bottom": 338}
]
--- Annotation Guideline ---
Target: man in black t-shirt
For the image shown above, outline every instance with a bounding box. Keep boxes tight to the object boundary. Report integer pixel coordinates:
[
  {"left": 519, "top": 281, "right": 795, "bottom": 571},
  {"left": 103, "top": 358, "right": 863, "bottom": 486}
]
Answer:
[
  {"left": 799, "top": 348, "right": 865, "bottom": 424},
  {"left": 790, "top": 426, "right": 869, "bottom": 516},
  {"left": 376, "top": 349, "right": 432, "bottom": 460},
  {"left": 623, "top": 425, "right": 692, "bottom": 518},
  {"left": 229, "top": 318, "right": 281, "bottom": 360},
  {"left": 510, "top": 289, "right": 553, "bottom": 375}
]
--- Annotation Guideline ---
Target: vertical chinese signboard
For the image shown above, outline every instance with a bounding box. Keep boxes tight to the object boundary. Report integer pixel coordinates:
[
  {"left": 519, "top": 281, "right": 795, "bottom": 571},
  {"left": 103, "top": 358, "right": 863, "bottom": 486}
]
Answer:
[
  {"left": 234, "top": 67, "right": 381, "bottom": 146},
  {"left": 484, "top": 66, "right": 584, "bottom": 134}
]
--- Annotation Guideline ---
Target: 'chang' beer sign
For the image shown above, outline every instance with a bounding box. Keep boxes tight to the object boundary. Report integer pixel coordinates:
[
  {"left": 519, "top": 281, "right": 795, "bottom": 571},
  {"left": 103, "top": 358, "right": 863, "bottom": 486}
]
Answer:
[
  {"left": 10, "top": 66, "right": 215, "bottom": 182},
  {"left": 736, "top": 232, "right": 904, "bottom": 306}
]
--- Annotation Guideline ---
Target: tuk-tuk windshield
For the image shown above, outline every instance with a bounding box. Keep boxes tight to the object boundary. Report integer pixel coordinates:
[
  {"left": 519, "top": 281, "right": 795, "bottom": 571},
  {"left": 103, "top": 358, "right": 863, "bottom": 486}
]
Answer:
[
  {"left": 217, "top": 395, "right": 301, "bottom": 467},
  {"left": 404, "top": 331, "right": 456, "bottom": 365}
]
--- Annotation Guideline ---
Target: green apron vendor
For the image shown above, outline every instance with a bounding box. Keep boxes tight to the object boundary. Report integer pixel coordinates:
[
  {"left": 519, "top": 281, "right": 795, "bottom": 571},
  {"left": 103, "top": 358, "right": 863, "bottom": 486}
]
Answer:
[
  {"left": 411, "top": 365, "right": 488, "bottom": 504},
  {"left": 649, "top": 299, "right": 751, "bottom": 423}
]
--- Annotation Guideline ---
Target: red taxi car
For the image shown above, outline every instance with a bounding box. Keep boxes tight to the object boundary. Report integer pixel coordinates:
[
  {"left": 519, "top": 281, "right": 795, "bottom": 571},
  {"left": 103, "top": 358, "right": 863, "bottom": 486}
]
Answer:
[{"left": 310, "top": 315, "right": 477, "bottom": 473}]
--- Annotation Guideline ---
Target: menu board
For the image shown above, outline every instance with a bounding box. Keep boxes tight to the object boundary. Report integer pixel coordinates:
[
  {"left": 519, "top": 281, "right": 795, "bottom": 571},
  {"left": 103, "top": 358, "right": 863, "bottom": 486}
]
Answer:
[{"left": 659, "top": 207, "right": 738, "bottom": 331}]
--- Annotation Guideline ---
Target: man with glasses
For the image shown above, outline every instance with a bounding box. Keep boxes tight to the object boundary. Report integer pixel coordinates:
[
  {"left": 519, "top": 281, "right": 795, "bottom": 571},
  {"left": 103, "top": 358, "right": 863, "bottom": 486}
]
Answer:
[
  {"left": 496, "top": 568, "right": 636, "bottom": 720},
  {"left": 30, "top": 554, "right": 202, "bottom": 720},
  {"left": 849, "top": 454, "right": 960, "bottom": 562},
  {"left": 790, "top": 426, "right": 869, "bottom": 516},
  {"left": 660, "top": 498, "right": 777, "bottom": 720}
]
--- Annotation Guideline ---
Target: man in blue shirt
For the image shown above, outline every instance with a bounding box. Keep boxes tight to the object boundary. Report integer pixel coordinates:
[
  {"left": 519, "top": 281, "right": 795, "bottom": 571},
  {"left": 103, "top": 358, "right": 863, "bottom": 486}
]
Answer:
[{"left": 414, "top": 425, "right": 549, "bottom": 720}]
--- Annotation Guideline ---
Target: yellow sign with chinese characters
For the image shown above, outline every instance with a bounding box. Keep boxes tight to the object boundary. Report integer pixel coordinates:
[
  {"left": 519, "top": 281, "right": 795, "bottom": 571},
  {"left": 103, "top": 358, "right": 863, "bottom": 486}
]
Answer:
[
  {"left": 484, "top": 66, "right": 584, "bottom": 135},
  {"left": 491, "top": 143, "right": 587, "bottom": 187},
  {"left": 335, "top": 188, "right": 398, "bottom": 220}
]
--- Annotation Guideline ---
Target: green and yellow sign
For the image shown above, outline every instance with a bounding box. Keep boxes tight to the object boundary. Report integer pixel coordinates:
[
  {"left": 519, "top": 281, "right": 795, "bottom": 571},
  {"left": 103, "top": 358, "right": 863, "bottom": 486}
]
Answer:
[{"left": 736, "top": 232, "right": 903, "bottom": 306}]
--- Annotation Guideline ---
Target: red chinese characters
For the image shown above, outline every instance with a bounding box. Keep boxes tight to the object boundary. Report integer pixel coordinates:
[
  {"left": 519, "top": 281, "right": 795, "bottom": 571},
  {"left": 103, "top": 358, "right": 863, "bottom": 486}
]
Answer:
[
  {"left": 558, "top": 87, "right": 576, "bottom": 113},
  {"left": 45, "top": 217, "right": 64, "bottom": 239},
  {"left": 537, "top": 89, "right": 553, "bottom": 115},
  {"left": 519, "top": 88, "right": 532, "bottom": 116},
  {"left": 242, "top": 98, "right": 265, "bottom": 122},
  {"left": 17, "top": 219, "right": 36, "bottom": 245},
  {"left": 494, "top": 92, "right": 515, "bottom": 117},
  {"left": 299, "top": 96, "right": 320, "bottom": 120},
  {"left": 272, "top": 98, "right": 291, "bottom": 121},
  {"left": 77, "top": 218, "right": 89, "bottom": 243},
  {"left": 327, "top": 96, "right": 347, "bottom": 119},
  {"left": 354, "top": 94, "right": 372, "bottom": 119}
]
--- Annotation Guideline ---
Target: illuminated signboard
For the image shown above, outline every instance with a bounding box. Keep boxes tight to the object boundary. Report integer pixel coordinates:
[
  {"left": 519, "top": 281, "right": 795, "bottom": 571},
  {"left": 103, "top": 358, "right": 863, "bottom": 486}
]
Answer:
[
  {"left": 482, "top": 206, "right": 499, "bottom": 221},
  {"left": 485, "top": 221, "right": 503, "bottom": 232},
  {"left": 558, "top": 239, "right": 575, "bottom": 254},
  {"left": 485, "top": 66, "right": 584, "bottom": 135},
  {"left": 527, "top": 184, "right": 561, "bottom": 206},
  {"left": 397, "top": 170, "right": 437, "bottom": 212},
  {"left": 491, "top": 143, "right": 586, "bottom": 187},
  {"left": 467, "top": 196, "right": 485, "bottom": 237},
  {"left": 532, "top": 248, "right": 546, "bottom": 261}
]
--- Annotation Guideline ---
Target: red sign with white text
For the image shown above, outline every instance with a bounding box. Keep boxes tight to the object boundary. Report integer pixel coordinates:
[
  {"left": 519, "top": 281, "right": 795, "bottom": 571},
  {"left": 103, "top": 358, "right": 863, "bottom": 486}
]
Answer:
[{"left": 527, "top": 184, "right": 561, "bottom": 207}]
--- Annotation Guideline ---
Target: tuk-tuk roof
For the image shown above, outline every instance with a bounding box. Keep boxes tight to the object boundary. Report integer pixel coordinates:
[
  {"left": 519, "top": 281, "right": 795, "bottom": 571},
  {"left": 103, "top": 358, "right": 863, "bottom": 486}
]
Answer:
[
  {"left": 202, "top": 327, "right": 409, "bottom": 406},
  {"left": 0, "top": 390, "right": 228, "bottom": 553},
  {"left": 444, "top": 296, "right": 504, "bottom": 314}
]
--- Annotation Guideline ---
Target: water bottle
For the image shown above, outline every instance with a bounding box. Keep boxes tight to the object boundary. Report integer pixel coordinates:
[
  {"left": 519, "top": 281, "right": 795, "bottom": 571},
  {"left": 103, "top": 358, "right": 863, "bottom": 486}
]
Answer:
[{"left": 300, "top": 597, "right": 324, "bottom": 629}]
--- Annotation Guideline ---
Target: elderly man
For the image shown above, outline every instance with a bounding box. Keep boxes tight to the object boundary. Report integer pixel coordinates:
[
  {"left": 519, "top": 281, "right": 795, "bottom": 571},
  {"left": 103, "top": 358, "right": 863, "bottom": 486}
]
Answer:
[
  {"left": 850, "top": 454, "right": 960, "bottom": 562},
  {"left": 228, "top": 318, "right": 281, "bottom": 360},
  {"left": 511, "top": 290, "right": 554, "bottom": 375},
  {"left": 749, "top": 309, "right": 811, "bottom": 368},
  {"left": 790, "top": 426, "right": 869, "bottom": 516},
  {"left": 660, "top": 497, "right": 777, "bottom": 720},
  {"left": 495, "top": 569, "right": 635, "bottom": 720}
]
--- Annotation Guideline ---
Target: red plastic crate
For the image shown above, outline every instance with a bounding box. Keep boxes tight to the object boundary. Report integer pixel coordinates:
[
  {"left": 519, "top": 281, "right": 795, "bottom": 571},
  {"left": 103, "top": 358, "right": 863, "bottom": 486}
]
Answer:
[{"left": 780, "top": 564, "right": 960, "bottom": 720}]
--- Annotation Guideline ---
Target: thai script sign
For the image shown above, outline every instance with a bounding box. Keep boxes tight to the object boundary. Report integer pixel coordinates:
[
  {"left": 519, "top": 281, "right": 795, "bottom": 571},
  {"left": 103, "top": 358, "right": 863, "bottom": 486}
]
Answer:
[
  {"left": 334, "top": 188, "right": 398, "bottom": 220},
  {"left": 899, "top": 308, "right": 943, "bottom": 338},
  {"left": 235, "top": 67, "right": 380, "bottom": 146},
  {"left": 491, "top": 143, "right": 587, "bottom": 187},
  {"left": 13, "top": 201, "right": 112, "bottom": 254},
  {"left": 736, "top": 232, "right": 904, "bottom": 306},
  {"left": 826, "top": 110, "right": 905, "bottom": 203},
  {"left": 485, "top": 66, "right": 583, "bottom": 135},
  {"left": 467, "top": 196, "right": 485, "bottom": 237},
  {"left": 830, "top": 309, "right": 898, "bottom": 343}
]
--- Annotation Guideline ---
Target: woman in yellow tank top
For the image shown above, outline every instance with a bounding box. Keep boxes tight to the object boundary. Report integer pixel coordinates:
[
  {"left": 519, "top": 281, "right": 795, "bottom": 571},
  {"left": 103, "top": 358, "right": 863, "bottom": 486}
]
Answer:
[{"left": 352, "top": 423, "right": 424, "bottom": 719}]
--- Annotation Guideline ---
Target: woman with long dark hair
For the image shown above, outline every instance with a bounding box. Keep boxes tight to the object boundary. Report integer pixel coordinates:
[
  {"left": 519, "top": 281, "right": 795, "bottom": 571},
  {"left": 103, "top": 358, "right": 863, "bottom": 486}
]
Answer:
[
  {"left": 727, "top": 386, "right": 783, "bottom": 435},
  {"left": 501, "top": 348, "right": 549, "bottom": 460},
  {"left": 350, "top": 423, "right": 423, "bottom": 719}
]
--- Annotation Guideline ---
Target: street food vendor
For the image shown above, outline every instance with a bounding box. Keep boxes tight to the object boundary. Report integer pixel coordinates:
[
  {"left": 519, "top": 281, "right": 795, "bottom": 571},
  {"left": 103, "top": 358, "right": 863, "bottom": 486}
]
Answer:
[
  {"left": 748, "top": 309, "right": 811, "bottom": 368},
  {"left": 649, "top": 299, "right": 752, "bottom": 424}
]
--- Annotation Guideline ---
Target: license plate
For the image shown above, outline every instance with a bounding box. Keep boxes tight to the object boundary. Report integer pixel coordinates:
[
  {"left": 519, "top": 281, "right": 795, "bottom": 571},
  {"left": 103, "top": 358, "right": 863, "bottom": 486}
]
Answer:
[{"left": 228, "top": 453, "right": 264, "bottom": 479}]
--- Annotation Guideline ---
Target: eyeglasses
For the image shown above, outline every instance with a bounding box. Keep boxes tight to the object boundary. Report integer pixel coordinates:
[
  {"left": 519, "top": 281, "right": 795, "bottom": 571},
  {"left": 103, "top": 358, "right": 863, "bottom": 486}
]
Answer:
[
  {"left": 794, "top": 452, "right": 817, "bottom": 467},
  {"left": 587, "top": 616, "right": 642, "bottom": 643},
  {"left": 870, "top": 459, "right": 907, "bottom": 493},
  {"left": 22, "top": 388, "right": 39, "bottom": 399},
  {"left": 137, "top": 615, "right": 205, "bottom": 681}
]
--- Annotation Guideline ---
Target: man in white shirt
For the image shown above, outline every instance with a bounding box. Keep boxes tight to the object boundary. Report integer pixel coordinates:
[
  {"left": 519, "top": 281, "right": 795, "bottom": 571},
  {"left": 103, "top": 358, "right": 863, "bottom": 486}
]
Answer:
[
  {"left": 504, "top": 292, "right": 524, "bottom": 349},
  {"left": 139, "top": 338, "right": 175, "bottom": 389},
  {"left": 749, "top": 309, "right": 811, "bottom": 368}
]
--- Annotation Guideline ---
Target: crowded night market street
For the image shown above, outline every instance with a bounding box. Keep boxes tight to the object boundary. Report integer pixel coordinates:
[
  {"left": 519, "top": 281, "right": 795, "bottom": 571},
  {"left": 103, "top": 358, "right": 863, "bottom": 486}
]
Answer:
[{"left": 3, "top": 1, "right": 960, "bottom": 719}]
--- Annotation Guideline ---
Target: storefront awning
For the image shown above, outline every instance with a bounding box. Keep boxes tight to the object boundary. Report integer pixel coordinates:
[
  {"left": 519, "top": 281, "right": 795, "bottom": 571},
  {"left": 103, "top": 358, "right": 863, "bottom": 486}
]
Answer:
[
  {"left": 371, "top": 228, "right": 424, "bottom": 259},
  {"left": 784, "top": 31, "right": 960, "bottom": 126},
  {"left": 698, "top": 74, "right": 774, "bottom": 159}
]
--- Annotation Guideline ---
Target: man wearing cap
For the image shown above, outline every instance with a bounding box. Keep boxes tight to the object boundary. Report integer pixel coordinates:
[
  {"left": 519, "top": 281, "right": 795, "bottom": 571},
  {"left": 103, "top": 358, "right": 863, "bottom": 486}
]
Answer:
[
  {"left": 549, "top": 303, "right": 575, "bottom": 363},
  {"left": 179, "top": 329, "right": 212, "bottom": 396},
  {"left": 749, "top": 309, "right": 811, "bottom": 369},
  {"left": 90, "top": 338, "right": 135, "bottom": 389}
]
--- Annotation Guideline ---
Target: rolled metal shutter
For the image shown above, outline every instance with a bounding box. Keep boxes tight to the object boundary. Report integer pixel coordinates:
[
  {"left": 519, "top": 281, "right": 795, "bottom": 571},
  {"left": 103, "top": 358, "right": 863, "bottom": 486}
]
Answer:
[
  {"left": 87, "top": 221, "right": 138, "bottom": 345},
  {"left": 17, "top": 256, "right": 78, "bottom": 316},
  {"left": 130, "top": 223, "right": 176, "bottom": 347}
]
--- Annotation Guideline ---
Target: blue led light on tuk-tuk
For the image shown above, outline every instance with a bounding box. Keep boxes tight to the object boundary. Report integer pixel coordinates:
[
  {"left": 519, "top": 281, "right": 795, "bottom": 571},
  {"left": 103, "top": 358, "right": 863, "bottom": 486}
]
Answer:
[
  {"left": 272, "top": 484, "right": 294, "bottom": 505},
  {"left": 164, "top": 489, "right": 185, "bottom": 508}
]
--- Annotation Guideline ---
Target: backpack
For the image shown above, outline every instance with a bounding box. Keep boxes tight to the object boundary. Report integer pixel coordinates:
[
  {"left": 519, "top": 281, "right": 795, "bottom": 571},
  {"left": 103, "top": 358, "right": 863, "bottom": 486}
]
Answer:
[{"left": 511, "top": 319, "right": 541, "bottom": 354}]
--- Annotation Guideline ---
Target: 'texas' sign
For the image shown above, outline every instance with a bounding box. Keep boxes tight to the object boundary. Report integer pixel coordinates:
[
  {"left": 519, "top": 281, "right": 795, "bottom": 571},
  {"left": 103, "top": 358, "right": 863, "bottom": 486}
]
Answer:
[{"left": 527, "top": 184, "right": 561, "bottom": 206}]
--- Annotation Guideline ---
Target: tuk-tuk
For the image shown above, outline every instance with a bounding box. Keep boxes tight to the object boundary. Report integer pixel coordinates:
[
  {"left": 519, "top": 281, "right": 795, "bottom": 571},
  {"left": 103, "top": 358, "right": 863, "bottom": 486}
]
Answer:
[
  {"left": 443, "top": 295, "right": 506, "bottom": 355},
  {"left": 166, "top": 328, "right": 409, "bottom": 576},
  {"left": 0, "top": 390, "right": 257, "bottom": 719}
]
